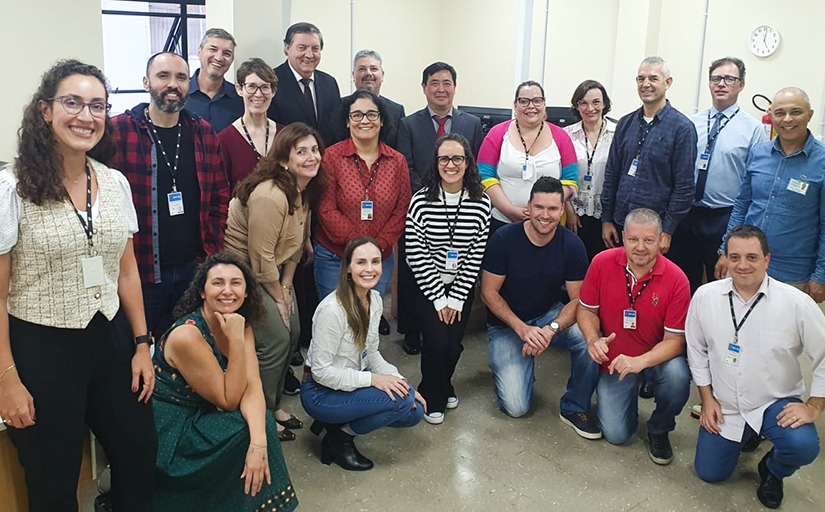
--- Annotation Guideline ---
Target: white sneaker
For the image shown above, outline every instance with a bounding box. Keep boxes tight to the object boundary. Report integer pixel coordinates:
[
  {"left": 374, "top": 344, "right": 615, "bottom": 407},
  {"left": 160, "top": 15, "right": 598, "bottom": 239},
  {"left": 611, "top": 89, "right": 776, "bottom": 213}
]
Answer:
[
  {"left": 691, "top": 404, "right": 702, "bottom": 419},
  {"left": 446, "top": 396, "right": 459, "bottom": 409},
  {"left": 424, "top": 412, "right": 444, "bottom": 424}
]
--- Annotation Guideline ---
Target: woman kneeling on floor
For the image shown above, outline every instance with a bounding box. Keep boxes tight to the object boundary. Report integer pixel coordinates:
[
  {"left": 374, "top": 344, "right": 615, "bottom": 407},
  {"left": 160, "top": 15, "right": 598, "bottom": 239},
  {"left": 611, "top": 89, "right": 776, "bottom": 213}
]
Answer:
[{"left": 301, "top": 237, "right": 426, "bottom": 471}]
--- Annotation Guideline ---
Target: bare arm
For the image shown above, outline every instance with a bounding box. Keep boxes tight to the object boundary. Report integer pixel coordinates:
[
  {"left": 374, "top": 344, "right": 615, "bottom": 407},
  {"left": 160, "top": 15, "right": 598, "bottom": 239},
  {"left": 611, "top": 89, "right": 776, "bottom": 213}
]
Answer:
[
  {"left": 237, "top": 326, "right": 271, "bottom": 495},
  {"left": 117, "top": 239, "right": 154, "bottom": 402}
]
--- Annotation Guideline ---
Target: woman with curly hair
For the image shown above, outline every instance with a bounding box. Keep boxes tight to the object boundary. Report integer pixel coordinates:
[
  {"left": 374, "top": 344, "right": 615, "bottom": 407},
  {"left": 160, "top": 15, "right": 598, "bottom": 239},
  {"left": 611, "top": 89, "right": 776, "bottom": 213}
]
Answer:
[
  {"left": 0, "top": 60, "right": 156, "bottom": 511},
  {"left": 224, "top": 122, "right": 326, "bottom": 441},
  {"left": 152, "top": 252, "right": 298, "bottom": 511}
]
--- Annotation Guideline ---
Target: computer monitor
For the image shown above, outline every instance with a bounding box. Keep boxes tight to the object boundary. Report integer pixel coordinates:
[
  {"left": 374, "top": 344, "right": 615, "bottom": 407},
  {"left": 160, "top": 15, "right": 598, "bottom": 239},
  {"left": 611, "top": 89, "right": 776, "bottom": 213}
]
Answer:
[{"left": 457, "top": 106, "right": 512, "bottom": 135}]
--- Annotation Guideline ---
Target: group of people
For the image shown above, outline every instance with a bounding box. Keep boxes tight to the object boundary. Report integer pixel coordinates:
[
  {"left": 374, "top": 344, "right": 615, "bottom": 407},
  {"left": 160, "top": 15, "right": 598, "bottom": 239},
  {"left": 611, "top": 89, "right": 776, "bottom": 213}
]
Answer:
[{"left": 0, "top": 18, "right": 823, "bottom": 512}]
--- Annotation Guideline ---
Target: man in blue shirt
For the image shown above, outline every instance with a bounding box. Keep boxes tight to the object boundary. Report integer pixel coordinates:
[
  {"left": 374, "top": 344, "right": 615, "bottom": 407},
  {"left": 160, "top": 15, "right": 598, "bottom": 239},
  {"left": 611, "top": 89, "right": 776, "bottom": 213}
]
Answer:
[
  {"left": 716, "top": 87, "right": 825, "bottom": 306},
  {"left": 601, "top": 56, "right": 697, "bottom": 255},
  {"left": 185, "top": 28, "right": 244, "bottom": 133},
  {"left": 669, "top": 57, "right": 768, "bottom": 293}
]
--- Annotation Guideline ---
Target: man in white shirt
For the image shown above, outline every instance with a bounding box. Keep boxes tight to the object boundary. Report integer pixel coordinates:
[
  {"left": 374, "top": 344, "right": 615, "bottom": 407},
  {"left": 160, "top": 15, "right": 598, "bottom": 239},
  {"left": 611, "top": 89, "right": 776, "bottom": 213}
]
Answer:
[{"left": 686, "top": 224, "right": 825, "bottom": 509}]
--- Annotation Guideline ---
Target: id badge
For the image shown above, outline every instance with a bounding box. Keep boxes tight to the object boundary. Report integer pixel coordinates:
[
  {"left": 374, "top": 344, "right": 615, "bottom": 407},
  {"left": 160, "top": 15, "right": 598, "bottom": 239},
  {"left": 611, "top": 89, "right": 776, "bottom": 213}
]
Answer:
[
  {"left": 787, "top": 178, "right": 809, "bottom": 196},
  {"left": 697, "top": 153, "right": 710, "bottom": 170},
  {"left": 445, "top": 250, "right": 459, "bottom": 270},
  {"left": 360, "top": 350, "right": 368, "bottom": 370},
  {"left": 522, "top": 158, "right": 535, "bottom": 180},
  {"left": 724, "top": 343, "right": 741, "bottom": 366},
  {"left": 360, "top": 200, "right": 374, "bottom": 221},
  {"left": 627, "top": 158, "right": 639, "bottom": 177},
  {"left": 81, "top": 255, "right": 106, "bottom": 288},
  {"left": 623, "top": 309, "right": 637, "bottom": 330},
  {"left": 167, "top": 191, "right": 185, "bottom": 216},
  {"left": 583, "top": 174, "right": 593, "bottom": 190}
]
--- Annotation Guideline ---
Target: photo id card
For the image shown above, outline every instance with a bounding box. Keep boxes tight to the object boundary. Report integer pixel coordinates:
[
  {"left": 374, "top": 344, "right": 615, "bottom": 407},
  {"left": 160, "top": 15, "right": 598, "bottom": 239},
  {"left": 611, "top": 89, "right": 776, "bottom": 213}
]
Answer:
[
  {"left": 360, "top": 349, "right": 368, "bottom": 370},
  {"left": 360, "top": 200, "right": 374, "bottom": 221},
  {"left": 81, "top": 255, "right": 106, "bottom": 288},
  {"left": 724, "top": 342, "right": 741, "bottom": 366},
  {"left": 445, "top": 251, "right": 459, "bottom": 270},
  {"left": 787, "top": 178, "right": 809, "bottom": 196},
  {"left": 583, "top": 174, "right": 593, "bottom": 190},
  {"left": 623, "top": 309, "right": 637, "bottom": 330},
  {"left": 522, "top": 158, "right": 536, "bottom": 180},
  {"left": 167, "top": 191, "right": 185, "bottom": 216},
  {"left": 697, "top": 152, "right": 710, "bottom": 170},
  {"left": 627, "top": 158, "right": 639, "bottom": 177}
]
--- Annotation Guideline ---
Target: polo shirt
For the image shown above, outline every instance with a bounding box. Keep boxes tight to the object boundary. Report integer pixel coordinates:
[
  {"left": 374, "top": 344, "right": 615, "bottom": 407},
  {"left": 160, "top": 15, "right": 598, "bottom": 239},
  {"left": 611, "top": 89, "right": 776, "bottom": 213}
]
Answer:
[
  {"left": 579, "top": 248, "right": 690, "bottom": 372},
  {"left": 185, "top": 69, "right": 244, "bottom": 133}
]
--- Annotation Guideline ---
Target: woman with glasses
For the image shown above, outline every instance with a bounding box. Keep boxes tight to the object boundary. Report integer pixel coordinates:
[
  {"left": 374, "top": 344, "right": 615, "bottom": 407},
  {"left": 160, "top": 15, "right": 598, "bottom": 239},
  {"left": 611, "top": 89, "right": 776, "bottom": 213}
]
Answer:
[
  {"left": 478, "top": 80, "right": 579, "bottom": 233},
  {"left": 563, "top": 80, "right": 616, "bottom": 261},
  {"left": 314, "top": 90, "right": 411, "bottom": 309},
  {"left": 0, "top": 60, "right": 156, "bottom": 511},
  {"left": 218, "top": 58, "right": 282, "bottom": 192},
  {"left": 224, "top": 123, "right": 327, "bottom": 442},
  {"left": 405, "top": 134, "right": 491, "bottom": 425}
]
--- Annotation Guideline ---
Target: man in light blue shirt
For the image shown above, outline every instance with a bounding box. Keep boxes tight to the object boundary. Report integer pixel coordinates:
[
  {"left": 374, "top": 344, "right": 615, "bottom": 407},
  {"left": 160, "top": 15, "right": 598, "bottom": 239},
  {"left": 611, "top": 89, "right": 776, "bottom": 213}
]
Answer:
[
  {"left": 670, "top": 57, "right": 768, "bottom": 294},
  {"left": 716, "top": 87, "right": 825, "bottom": 305}
]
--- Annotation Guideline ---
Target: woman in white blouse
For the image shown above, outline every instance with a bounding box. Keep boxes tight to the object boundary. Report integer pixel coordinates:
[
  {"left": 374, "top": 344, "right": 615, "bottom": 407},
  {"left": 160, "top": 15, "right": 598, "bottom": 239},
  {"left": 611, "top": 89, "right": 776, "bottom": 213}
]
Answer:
[
  {"left": 0, "top": 60, "right": 155, "bottom": 511},
  {"left": 301, "top": 237, "right": 425, "bottom": 471},
  {"left": 563, "top": 80, "right": 617, "bottom": 261}
]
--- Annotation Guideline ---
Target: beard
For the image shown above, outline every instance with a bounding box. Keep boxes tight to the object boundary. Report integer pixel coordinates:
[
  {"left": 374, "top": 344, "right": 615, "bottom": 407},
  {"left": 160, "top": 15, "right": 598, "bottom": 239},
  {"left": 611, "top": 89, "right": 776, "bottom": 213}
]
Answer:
[{"left": 149, "top": 87, "right": 188, "bottom": 114}]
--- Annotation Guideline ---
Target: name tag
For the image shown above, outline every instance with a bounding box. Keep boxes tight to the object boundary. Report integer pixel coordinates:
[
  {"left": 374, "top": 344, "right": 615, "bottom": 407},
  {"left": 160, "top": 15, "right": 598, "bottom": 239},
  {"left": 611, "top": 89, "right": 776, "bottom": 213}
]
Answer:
[
  {"left": 787, "top": 178, "right": 809, "bottom": 195},
  {"left": 167, "top": 191, "right": 185, "bottom": 216},
  {"left": 627, "top": 158, "right": 639, "bottom": 177},
  {"left": 623, "top": 309, "right": 637, "bottom": 330},
  {"left": 445, "top": 250, "right": 459, "bottom": 270},
  {"left": 724, "top": 342, "right": 741, "bottom": 366},
  {"left": 522, "top": 158, "right": 535, "bottom": 180},
  {"left": 360, "top": 349, "right": 368, "bottom": 370},
  {"left": 697, "top": 152, "right": 710, "bottom": 170},
  {"left": 360, "top": 200, "right": 374, "bottom": 221},
  {"left": 81, "top": 255, "right": 106, "bottom": 288},
  {"left": 583, "top": 174, "right": 593, "bottom": 190}
]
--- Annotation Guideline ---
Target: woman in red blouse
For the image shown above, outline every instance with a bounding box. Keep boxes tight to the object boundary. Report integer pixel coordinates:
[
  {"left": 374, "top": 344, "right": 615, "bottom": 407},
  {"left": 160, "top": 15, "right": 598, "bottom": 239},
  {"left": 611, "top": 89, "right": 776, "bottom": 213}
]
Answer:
[{"left": 314, "top": 90, "right": 411, "bottom": 316}]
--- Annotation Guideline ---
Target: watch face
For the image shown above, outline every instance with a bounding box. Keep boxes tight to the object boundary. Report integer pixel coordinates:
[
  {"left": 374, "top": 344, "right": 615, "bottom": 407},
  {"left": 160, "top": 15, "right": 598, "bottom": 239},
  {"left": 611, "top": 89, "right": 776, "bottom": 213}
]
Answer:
[{"left": 749, "top": 25, "right": 780, "bottom": 57}]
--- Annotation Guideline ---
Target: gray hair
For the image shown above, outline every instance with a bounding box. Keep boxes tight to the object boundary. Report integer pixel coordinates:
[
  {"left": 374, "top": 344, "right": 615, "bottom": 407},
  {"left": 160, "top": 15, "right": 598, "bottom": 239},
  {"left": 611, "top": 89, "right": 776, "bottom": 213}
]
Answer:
[
  {"left": 353, "top": 49, "right": 383, "bottom": 71},
  {"left": 640, "top": 56, "right": 671, "bottom": 79},
  {"left": 624, "top": 208, "right": 662, "bottom": 234},
  {"left": 199, "top": 28, "right": 237, "bottom": 49}
]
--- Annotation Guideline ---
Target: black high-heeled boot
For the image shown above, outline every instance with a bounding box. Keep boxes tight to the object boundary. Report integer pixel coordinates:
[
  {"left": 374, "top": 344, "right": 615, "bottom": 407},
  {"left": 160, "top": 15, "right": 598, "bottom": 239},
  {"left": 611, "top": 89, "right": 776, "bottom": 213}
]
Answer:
[
  {"left": 309, "top": 420, "right": 326, "bottom": 436},
  {"left": 320, "top": 427, "right": 374, "bottom": 471}
]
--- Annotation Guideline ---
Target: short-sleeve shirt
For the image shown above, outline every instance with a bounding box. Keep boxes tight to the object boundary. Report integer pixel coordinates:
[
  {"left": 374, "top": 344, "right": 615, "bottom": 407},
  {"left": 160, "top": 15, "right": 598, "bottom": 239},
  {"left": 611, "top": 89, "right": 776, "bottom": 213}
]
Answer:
[
  {"left": 579, "top": 248, "right": 690, "bottom": 372},
  {"left": 482, "top": 221, "right": 588, "bottom": 326}
]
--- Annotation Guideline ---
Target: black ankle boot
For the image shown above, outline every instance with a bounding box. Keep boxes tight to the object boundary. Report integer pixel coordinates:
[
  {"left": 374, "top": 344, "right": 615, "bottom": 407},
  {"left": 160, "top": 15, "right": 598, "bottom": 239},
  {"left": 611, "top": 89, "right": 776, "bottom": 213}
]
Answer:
[
  {"left": 309, "top": 420, "right": 326, "bottom": 436},
  {"left": 320, "top": 427, "right": 374, "bottom": 471}
]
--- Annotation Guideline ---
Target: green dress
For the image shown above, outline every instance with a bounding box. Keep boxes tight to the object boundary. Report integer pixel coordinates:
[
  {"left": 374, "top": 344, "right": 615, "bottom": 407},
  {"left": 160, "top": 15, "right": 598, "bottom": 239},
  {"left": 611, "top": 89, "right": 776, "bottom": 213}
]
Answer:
[{"left": 152, "top": 310, "right": 298, "bottom": 512}]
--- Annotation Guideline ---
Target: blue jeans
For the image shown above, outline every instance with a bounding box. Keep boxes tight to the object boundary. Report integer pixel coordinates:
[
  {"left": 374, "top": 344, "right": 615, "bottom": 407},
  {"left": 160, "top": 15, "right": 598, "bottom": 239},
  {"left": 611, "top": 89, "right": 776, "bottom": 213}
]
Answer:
[
  {"left": 313, "top": 243, "right": 394, "bottom": 301},
  {"left": 694, "top": 397, "right": 820, "bottom": 482},
  {"left": 300, "top": 376, "right": 424, "bottom": 435},
  {"left": 597, "top": 356, "right": 690, "bottom": 444},
  {"left": 487, "top": 302, "right": 599, "bottom": 418},
  {"left": 141, "top": 260, "right": 197, "bottom": 334}
]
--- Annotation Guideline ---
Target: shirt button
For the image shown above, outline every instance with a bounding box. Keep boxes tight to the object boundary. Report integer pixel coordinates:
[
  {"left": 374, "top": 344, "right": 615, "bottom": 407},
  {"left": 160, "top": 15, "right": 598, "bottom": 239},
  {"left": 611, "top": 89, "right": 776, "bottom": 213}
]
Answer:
[
  {"left": 92, "top": 228, "right": 98, "bottom": 234},
  {"left": 94, "top": 292, "right": 101, "bottom": 299},
  {"left": 92, "top": 250, "right": 99, "bottom": 256}
]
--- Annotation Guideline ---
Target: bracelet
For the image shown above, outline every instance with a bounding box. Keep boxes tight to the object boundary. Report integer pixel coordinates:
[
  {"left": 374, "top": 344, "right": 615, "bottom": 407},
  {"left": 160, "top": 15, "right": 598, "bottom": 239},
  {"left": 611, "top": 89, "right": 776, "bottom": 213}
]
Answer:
[
  {"left": 0, "top": 364, "right": 17, "bottom": 381},
  {"left": 250, "top": 442, "right": 267, "bottom": 449}
]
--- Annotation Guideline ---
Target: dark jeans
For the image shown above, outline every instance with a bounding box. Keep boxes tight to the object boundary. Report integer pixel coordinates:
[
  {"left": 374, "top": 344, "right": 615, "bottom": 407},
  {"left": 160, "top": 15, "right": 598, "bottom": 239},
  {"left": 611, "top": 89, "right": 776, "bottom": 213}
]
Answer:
[
  {"left": 7, "top": 312, "right": 156, "bottom": 512},
  {"left": 141, "top": 259, "right": 197, "bottom": 335},
  {"left": 669, "top": 206, "right": 732, "bottom": 294}
]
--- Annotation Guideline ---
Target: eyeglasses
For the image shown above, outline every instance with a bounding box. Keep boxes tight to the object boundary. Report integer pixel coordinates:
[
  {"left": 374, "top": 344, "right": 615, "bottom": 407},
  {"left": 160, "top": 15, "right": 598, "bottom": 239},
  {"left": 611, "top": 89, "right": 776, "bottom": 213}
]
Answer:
[
  {"left": 241, "top": 83, "right": 273, "bottom": 95},
  {"left": 709, "top": 75, "right": 741, "bottom": 85},
  {"left": 349, "top": 110, "right": 380, "bottom": 122},
  {"left": 516, "top": 97, "right": 546, "bottom": 108},
  {"left": 437, "top": 155, "right": 466, "bottom": 166},
  {"left": 49, "top": 96, "right": 111, "bottom": 118},
  {"left": 577, "top": 99, "right": 603, "bottom": 109}
]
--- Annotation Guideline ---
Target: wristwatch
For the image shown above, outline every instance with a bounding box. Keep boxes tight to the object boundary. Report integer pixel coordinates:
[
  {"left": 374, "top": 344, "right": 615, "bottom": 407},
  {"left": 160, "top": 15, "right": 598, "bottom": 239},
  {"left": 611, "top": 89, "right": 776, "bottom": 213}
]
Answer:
[
  {"left": 134, "top": 333, "right": 155, "bottom": 347},
  {"left": 546, "top": 321, "right": 560, "bottom": 333}
]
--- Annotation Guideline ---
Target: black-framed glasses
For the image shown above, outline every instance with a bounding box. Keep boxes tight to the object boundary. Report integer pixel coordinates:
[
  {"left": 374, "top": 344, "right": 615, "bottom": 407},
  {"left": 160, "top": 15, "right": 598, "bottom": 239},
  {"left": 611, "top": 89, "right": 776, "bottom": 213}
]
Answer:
[
  {"left": 241, "top": 82, "right": 273, "bottom": 95},
  {"left": 349, "top": 110, "right": 380, "bottom": 122},
  {"left": 49, "top": 96, "right": 111, "bottom": 118},
  {"left": 709, "top": 75, "right": 741, "bottom": 85},
  {"left": 437, "top": 155, "right": 466, "bottom": 166},
  {"left": 516, "top": 97, "right": 546, "bottom": 107}
]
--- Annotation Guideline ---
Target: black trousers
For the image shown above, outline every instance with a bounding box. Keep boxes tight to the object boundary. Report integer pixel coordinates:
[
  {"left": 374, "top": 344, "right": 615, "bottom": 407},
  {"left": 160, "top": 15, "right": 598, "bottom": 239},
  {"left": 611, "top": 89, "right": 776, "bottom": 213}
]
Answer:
[
  {"left": 576, "top": 214, "right": 608, "bottom": 263},
  {"left": 7, "top": 312, "right": 156, "bottom": 512},
  {"left": 411, "top": 281, "right": 475, "bottom": 413},
  {"left": 669, "top": 206, "right": 732, "bottom": 294},
  {"left": 396, "top": 235, "right": 419, "bottom": 336}
]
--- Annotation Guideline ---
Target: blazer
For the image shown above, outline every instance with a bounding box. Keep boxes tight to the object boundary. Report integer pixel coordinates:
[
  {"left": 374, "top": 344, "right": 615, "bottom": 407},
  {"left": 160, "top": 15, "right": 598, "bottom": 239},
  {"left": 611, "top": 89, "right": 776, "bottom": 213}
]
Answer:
[
  {"left": 397, "top": 107, "right": 484, "bottom": 191},
  {"left": 267, "top": 61, "right": 342, "bottom": 146},
  {"left": 341, "top": 93, "right": 406, "bottom": 149}
]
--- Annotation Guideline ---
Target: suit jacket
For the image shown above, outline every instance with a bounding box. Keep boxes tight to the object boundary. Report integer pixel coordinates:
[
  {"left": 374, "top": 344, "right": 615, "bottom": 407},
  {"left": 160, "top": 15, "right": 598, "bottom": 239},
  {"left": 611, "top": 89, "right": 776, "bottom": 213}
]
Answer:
[
  {"left": 268, "top": 61, "right": 342, "bottom": 146},
  {"left": 341, "top": 93, "right": 406, "bottom": 149},
  {"left": 397, "top": 107, "right": 484, "bottom": 191}
]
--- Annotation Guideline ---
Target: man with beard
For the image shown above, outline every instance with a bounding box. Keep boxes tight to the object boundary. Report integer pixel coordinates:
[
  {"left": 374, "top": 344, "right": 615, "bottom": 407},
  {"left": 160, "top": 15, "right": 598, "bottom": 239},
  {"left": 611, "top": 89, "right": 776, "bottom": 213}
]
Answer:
[
  {"left": 110, "top": 52, "right": 229, "bottom": 335},
  {"left": 185, "top": 28, "right": 243, "bottom": 132},
  {"left": 481, "top": 177, "right": 600, "bottom": 440}
]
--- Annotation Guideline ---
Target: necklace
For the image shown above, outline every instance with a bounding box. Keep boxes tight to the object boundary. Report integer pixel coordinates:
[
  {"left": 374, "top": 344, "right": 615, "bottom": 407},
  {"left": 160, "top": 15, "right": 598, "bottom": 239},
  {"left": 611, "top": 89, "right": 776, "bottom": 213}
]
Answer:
[{"left": 241, "top": 117, "right": 270, "bottom": 159}]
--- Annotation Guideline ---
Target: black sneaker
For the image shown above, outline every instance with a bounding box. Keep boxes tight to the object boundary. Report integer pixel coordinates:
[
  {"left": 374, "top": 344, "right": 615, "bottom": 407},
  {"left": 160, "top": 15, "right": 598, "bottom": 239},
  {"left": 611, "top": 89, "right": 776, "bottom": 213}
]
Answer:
[
  {"left": 742, "top": 434, "right": 763, "bottom": 453},
  {"left": 283, "top": 367, "right": 301, "bottom": 395},
  {"left": 402, "top": 331, "right": 421, "bottom": 355},
  {"left": 757, "top": 450, "right": 783, "bottom": 509},
  {"left": 379, "top": 315, "right": 391, "bottom": 335},
  {"left": 639, "top": 380, "right": 654, "bottom": 399},
  {"left": 290, "top": 350, "right": 304, "bottom": 367},
  {"left": 647, "top": 432, "right": 673, "bottom": 465},
  {"left": 559, "top": 412, "right": 602, "bottom": 440}
]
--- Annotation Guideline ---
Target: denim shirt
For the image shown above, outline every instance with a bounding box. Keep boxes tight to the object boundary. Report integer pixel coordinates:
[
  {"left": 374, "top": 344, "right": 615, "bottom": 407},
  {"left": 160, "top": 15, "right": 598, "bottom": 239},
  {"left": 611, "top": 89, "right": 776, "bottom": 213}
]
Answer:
[{"left": 725, "top": 132, "right": 825, "bottom": 284}]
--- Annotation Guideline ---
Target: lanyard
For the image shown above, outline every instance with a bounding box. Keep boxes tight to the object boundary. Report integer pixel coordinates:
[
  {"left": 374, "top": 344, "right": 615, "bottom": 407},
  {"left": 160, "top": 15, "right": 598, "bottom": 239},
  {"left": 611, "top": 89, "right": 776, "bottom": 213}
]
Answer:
[
  {"left": 704, "top": 108, "right": 739, "bottom": 153},
  {"left": 145, "top": 108, "right": 182, "bottom": 192},
  {"left": 625, "top": 268, "right": 651, "bottom": 310},
  {"left": 353, "top": 156, "right": 380, "bottom": 200},
  {"left": 516, "top": 119, "right": 545, "bottom": 161},
  {"left": 728, "top": 291, "right": 764, "bottom": 344},
  {"left": 584, "top": 120, "right": 605, "bottom": 174},
  {"left": 240, "top": 117, "right": 270, "bottom": 160},
  {"left": 70, "top": 163, "right": 94, "bottom": 255},
  {"left": 441, "top": 187, "right": 464, "bottom": 247},
  {"left": 635, "top": 116, "right": 656, "bottom": 160}
]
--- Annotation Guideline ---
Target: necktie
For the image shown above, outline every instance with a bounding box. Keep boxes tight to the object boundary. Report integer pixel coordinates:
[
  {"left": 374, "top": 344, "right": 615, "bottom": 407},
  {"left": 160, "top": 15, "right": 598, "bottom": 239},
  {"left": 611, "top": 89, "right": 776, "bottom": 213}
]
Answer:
[
  {"left": 300, "top": 78, "right": 317, "bottom": 124},
  {"left": 433, "top": 115, "right": 450, "bottom": 138},
  {"left": 694, "top": 112, "right": 725, "bottom": 202}
]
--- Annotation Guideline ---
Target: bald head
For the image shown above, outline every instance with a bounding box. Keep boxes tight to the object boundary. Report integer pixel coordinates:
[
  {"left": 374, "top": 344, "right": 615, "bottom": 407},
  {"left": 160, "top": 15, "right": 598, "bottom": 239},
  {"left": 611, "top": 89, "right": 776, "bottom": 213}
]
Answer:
[
  {"left": 773, "top": 87, "right": 811, "bottom": 109},
  {"left": 770, "top": 86, "right": 813, "bottom": 150}
]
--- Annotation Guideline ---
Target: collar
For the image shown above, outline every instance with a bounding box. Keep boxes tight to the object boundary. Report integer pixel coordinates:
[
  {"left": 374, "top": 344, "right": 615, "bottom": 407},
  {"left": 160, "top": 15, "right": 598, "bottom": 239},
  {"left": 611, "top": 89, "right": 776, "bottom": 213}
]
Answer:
[
  {"left": 638, "top": 99, "right": 672, "bottom": 122},
  {"left": 771, "top": 130, "right": 815, "bottom": 157},
  {"left": 288, "top": 62, "right": 315, "bottom": 83},
  {"left": 614, "top": 248, "right": 665, "bottom": 280},
  {"left": 721, "top": 274, "right": 771, "bottom": 302},
  {"left": 128, "top": 102, "right": 197, "bottom": 128},
  {"left": 569, "top": 118, "right": 617, "bottom": 136},
  {"left": 710, "top": 103, "right": 740, "bottom": 118},
  {"left": 427, "top": 106, "right": 454, "bottom": 119},
  {"left": 190, "top": 69, "right": 237, "bottom": 99},
  {"left": 339, "top": 138, "right": 393, "bottom": 158}
]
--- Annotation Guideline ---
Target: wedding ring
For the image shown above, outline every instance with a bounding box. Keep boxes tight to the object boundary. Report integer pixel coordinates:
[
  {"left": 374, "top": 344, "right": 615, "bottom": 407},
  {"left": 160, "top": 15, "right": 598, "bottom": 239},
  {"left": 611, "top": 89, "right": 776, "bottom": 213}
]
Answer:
[
  {"left": 792, "top": 416, "right": 798, "bottom": 421},
  {"left": 2, "top": 418, "right": 11, "bottom": 426}
]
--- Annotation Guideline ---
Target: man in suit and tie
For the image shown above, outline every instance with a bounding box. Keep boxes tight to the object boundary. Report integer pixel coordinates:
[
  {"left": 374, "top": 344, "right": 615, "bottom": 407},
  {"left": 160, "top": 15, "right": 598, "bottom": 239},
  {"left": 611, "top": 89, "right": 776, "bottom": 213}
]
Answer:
[
  {"left": 343, "top": 49, "right": 405, "bottom": 149},
  {"left": 396, "top": 61, "right": 484, "bottom": 354},
  {"left": 267, "top": 22, "right": 342, "bottom": 146}
]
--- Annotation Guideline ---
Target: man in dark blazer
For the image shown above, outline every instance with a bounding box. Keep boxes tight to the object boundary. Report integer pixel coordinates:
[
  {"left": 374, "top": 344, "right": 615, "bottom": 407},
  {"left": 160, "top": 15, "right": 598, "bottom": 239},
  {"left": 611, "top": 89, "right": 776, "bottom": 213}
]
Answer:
[
  {"left": 267, "top": 22, "right": 342, "bottom": 147},
  {"left": 396, "top": 61, "right": 484, "bottom": 354},
  {"left": 343, "top": 49, "right": 405, "bottom": 149}
]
